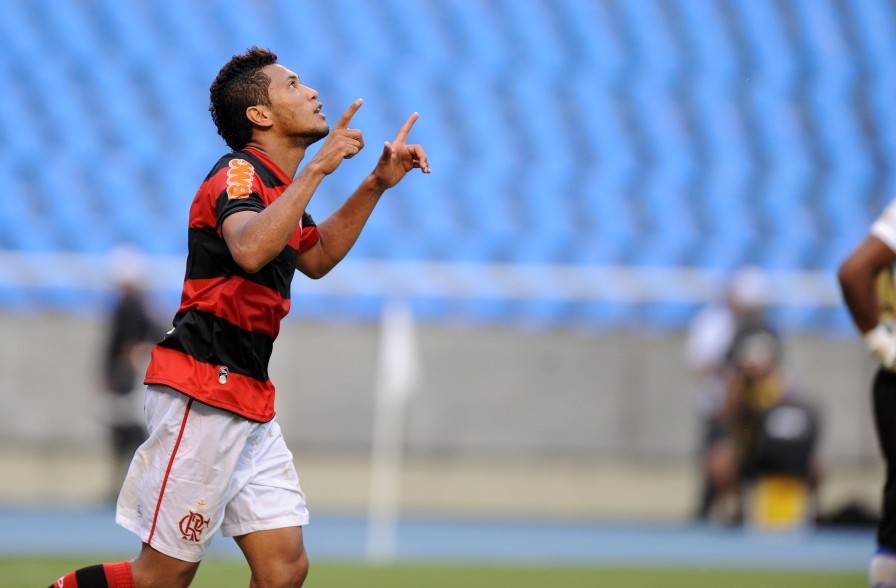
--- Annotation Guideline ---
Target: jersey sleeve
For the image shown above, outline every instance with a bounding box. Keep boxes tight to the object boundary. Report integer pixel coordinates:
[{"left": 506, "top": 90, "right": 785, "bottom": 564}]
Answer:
[
  {"left": 213, "top": 157, "right": 266, "bottom": 232},
  {"left": 298, "top": 212, "right": 320, "bottom": 254},
  {"left": 871, "top": 199, "right": 896, "bottom": 253}
]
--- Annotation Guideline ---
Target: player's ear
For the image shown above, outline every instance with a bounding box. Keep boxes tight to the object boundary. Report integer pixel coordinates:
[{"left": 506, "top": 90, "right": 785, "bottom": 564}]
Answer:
[{"left": 246, "top": 104, "right": 273, "bottom": 128}]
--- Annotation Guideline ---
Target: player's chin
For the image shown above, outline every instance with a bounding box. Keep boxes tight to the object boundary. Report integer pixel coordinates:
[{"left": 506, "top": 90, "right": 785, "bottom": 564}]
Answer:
[{"left": 302, "top": 125, "right": 330, "bottom": 144}]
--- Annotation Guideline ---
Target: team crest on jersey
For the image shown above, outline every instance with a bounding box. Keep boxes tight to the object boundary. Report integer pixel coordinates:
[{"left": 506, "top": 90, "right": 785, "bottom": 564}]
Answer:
[
  {"left": 179, "top": 510, "right": 211, "bottom": 542},
  {"left": 226, "top": 158, "right": 255, "bottom": 199}
]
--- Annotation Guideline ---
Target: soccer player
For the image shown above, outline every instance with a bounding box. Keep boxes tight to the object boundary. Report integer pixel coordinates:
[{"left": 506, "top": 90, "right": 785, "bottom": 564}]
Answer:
[
  {"left": 49, "top": 46, "right": 429, "bottom": 588},
  {"left": 100, "top": 245, "right": 161, "bottom": 503},
  {"left": 839, "top": 200, "right": 896, "bottom": 588}
]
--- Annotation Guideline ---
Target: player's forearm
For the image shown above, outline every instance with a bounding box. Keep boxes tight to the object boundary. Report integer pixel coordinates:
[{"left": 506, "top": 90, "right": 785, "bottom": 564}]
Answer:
[{"left": 305, "top": 175, "right": 385, "bottom": 276}]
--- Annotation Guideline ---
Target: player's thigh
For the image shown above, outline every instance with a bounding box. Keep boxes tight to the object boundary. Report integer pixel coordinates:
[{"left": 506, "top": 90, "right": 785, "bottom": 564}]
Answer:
[
  {"left": 130, "top": 542, "right": 201, "bottom": 588},
  {"left": 235, "top": 526, "right": 308, "bottom": 588}
]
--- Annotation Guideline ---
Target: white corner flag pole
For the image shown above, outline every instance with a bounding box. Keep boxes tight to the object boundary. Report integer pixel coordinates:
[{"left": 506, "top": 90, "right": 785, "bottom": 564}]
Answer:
[{"left": 366, "top": 299, "right": 420, "bottom": 563}]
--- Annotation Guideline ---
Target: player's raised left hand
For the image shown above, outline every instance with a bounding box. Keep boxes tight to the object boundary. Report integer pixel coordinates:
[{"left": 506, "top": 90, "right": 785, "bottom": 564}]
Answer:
[{"left": 371, "top": 112, "right": 431, "bottom": 190}]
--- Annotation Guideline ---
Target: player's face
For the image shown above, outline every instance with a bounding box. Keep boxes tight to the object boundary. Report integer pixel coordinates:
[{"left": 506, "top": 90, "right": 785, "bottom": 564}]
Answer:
[{"left": 264, "top": 64, "right": 329, "bottom": 143}]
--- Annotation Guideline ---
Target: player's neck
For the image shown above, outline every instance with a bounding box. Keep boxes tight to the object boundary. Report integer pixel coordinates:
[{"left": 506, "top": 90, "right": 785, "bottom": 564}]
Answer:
[{"left": 243, "top": 139, "right": 305, "bottom": 178}]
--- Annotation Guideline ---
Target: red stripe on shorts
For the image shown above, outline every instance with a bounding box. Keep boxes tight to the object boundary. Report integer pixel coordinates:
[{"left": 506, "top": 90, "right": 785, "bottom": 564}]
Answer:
[{"left": 147, "top": 398, "right": 193, "bottom": 546}]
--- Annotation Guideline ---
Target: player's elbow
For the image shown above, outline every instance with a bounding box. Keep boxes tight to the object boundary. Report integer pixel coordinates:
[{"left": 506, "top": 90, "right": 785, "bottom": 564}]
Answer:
[
  {"left": 237, "top": 260, "right": 265, "bottom": 275},
  {"left": 222, "top": 212, "right": 281, "bottom": 274},
  {"left": 296, "top": 246, "right": 339, "bottom": 279},
  {"left": 299, "top": 263, "right": 332, "bottom": 280},
  {"left": 837, "top": 255, "right": 863, "bottom": 291},
  {"left": 836, "top": 260, "right": 850, "bottom": 289},
  {"left": 230, "top": 246, "right": 271, "bottom": 275}
]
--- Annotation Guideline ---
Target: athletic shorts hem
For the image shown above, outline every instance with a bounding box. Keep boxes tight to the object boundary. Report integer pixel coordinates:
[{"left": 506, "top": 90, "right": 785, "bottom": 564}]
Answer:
[
  {"left": 221, "top": 514, "right": 309, "bottom": 538},
  {"left": 115, "top": 513, "right": 146, "bottom": 543},
  {"left": 115, "top": 514, "right": 204, "bottom": 563},
  {"left": 146, "top": 541, "right": 205, "bottom": 563},
  {"left": 149, "top": 542, "right": 205, "bottom": 564}
]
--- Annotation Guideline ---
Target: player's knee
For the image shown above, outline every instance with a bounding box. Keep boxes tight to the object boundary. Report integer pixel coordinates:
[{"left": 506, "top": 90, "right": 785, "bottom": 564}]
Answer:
[
  {"left": 256, "top": 550, "right": 309, "bottom": 588},
  {"left": 296, "top": 549, "right": 310, "bottom": 586},
  {"left": 287, "top": 548, "right": 309, "bottom": 587}
]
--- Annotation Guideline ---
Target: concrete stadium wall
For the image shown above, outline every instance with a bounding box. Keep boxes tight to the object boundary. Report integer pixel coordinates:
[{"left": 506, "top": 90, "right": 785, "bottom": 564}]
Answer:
[{"left": 0, "top": 314, "right": 880, "bottom": 466}]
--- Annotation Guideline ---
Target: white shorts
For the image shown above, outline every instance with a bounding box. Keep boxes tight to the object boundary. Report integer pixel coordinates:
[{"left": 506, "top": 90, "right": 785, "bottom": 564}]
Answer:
[{"left": 116, "top": 385, "right": 309, "bottom": 562}]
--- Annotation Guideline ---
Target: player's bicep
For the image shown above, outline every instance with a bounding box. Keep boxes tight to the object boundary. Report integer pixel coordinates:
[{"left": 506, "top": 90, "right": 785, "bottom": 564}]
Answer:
[{"left": 221, "top": 210, "right": 260, "bottom": 266}]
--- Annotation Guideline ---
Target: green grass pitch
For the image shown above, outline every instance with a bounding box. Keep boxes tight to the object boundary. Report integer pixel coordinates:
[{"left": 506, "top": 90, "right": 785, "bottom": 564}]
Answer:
[{"left": 3, "top": 557, "right": 863, "bottom": 587}]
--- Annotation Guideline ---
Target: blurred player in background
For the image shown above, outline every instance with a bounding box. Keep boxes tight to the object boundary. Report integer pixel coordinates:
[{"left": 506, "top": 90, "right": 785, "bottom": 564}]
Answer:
[
  {"left": 685, "top": 266, "right": 778, "bottom": 520},
  {"left": 50, "top": 46, "right": 429, "bottom": 588},
  {"left": 839, "top": 200, "right": 896, "bottom": 588},
  {"left": 700, "top": 322, "right": 821, "bottom": 527},
  {"left": 100, "top": 245, "right": 162, "bottom": 502},
  {"left": 701, "top": 320, "right": 778, "bottom": 524}
]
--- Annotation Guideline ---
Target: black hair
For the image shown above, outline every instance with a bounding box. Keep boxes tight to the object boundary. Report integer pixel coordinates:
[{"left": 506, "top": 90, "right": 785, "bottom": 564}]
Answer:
[{"left": 209, "top": 46, "right": 278, "bottom": 150}]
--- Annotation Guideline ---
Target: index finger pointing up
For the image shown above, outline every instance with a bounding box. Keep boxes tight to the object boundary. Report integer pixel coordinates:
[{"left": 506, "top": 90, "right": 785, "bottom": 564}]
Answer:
[
  {"left": 393, "top": 112, "right": 419, "bottom": 144},
  {"left": 334, "top": 98, "right": 363, "bottom": 129}
]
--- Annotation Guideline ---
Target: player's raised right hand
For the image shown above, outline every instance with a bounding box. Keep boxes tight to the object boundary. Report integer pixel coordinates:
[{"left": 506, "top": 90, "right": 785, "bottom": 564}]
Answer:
[{"left": 310, "top": 99, "right": 365, "bottom": 175}]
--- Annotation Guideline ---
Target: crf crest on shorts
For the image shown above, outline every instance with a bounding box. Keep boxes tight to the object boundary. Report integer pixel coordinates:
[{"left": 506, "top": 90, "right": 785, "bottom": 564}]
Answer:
[{"left": 179, "top": 510, "right": 211, "bottom": 542}]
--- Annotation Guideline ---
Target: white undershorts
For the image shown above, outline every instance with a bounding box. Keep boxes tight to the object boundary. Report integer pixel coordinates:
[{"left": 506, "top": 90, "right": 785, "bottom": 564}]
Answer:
[{"left": 115, "top": 385, "right": 309, "bottom": 562}]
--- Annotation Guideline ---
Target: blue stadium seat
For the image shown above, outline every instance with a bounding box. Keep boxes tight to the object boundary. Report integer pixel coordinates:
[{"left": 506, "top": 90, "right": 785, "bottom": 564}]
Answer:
[
  {"left": 0, "top": 175, "right": 51, "bottom": 252},
  {"left": 377, "top": 0, "right": 456, "bottom": 72},
  {"left": 1, "top": 1, "right": 42, "bottom": 57},
  {"left": 847, "top": 2, "right": 896, "bottom": 203},
  {"left": 619, "top": 0, "right": 679, "bottom": 79},
  {"left": 631, "top": 90, "right": 699, "bottom": 266},
  {"left": 676, "top": 1, "right": 740, "bottom": 83},
  {"left": 37, "top": 0, "right": 104, "bottom": 65},
  {"left": 558, "top": 0, "right": 625, "bottom": 84}
]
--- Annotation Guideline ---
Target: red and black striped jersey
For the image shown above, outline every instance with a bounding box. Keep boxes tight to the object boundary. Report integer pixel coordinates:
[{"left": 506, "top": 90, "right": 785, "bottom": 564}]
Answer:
[{"left": 144, "top": 147, "right": 320, "bottom": 422}]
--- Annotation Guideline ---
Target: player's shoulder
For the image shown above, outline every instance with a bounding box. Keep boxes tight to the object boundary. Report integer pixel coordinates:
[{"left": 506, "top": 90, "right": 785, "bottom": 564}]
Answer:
[
  {"left": 196, "top": 151, "right": 264, "bottom": 199},
  {"left": 212, "top": 150, "right": 287, "bottom": 188},
  {"left": 202, "top": 150, "right": 255, "bottom": 181}
]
